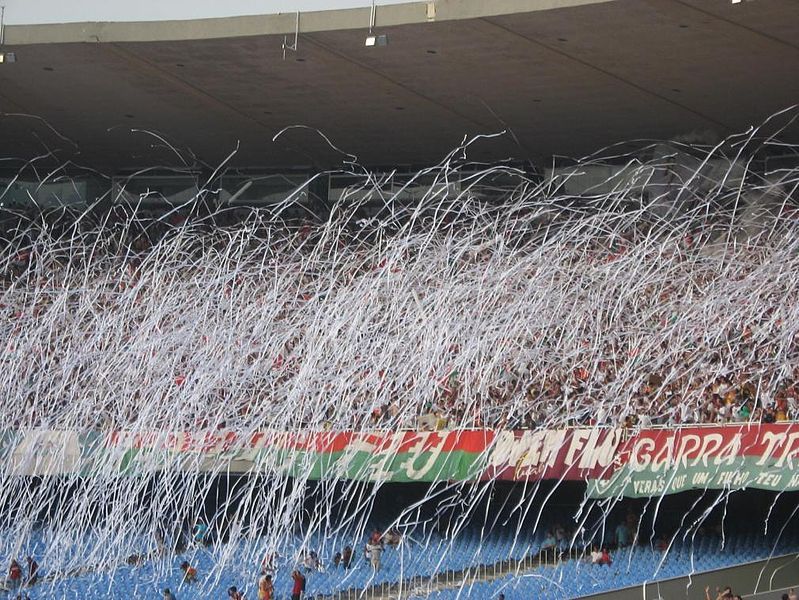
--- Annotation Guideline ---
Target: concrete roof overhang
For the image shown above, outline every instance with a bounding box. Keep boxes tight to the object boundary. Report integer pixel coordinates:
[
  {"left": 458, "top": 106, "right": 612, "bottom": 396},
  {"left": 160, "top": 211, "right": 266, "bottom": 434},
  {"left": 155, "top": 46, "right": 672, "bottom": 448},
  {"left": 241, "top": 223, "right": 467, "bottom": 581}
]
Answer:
[{"left": 1, "top": 0, "right": 798, "bottom": 173}]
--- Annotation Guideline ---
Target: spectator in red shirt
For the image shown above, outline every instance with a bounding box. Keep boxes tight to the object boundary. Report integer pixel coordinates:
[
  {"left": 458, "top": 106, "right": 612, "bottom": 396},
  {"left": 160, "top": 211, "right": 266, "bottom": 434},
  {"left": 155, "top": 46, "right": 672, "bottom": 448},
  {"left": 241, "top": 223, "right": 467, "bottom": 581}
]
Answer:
[
  {"left": 180, "top": 561, "right": 197, "bottom": 583},
  {"left": 291, "top": 569, "right": 306, "bottom": 600},
  {"left": 8, "top": 559, "right": 22, "bottom": 590},
  {"left": 600, "top": 548, "right": 612, "bottom": 566}
]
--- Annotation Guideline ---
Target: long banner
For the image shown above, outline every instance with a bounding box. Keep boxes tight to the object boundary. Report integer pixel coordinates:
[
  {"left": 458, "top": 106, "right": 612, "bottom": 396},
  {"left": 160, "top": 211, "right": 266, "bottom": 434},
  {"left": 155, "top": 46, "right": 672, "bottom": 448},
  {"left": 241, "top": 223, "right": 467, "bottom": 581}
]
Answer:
[{"left": 1, "top": 425, "right": 798, "bottom": 498}]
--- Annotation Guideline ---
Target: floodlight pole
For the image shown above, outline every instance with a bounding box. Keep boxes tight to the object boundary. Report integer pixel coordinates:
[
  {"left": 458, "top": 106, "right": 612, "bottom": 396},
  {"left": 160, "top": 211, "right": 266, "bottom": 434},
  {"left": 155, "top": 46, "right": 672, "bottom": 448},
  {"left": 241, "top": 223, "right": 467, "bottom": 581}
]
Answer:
[
  {"left": 369, "top": 0, "right": 376, "bottom": 34},
  {"left": 0, "top": 6, "right": 6, "bottom": 47}
]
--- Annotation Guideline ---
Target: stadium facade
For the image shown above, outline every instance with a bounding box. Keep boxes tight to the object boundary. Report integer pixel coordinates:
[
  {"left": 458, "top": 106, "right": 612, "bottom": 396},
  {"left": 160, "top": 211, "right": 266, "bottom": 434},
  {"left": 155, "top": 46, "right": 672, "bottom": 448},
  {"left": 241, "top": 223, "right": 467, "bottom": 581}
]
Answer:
[{"left": 1, "top": 0, "right": 798, "bottom": 172}]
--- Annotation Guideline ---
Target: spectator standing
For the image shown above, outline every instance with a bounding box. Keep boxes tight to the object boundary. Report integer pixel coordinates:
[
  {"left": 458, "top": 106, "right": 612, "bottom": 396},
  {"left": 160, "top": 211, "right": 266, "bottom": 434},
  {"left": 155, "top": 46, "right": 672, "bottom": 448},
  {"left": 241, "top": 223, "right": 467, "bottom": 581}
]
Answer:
[
  {"left": 600, "top": 548, "right": 612, "bottom": 566},
  {"left": 193, "top": 522, "right": 209, "bottom": 545},
  {"left": 291, "top": 569, "right": 306, "bottom": 600},
  {"left": 8, "top": 560, "right": 22, "bottom": 591},
  {"left": 163, "top": 589, "right": 177, "bottom": 600},
  {"left": 257, "top": 572, "right": 273, "bottom": 600},
  {"left": 342, "top": 546, "right": 353, "bottom": 569},
  {"left": 24, "top": 557, "right": 37, "bottom": 586},
  {"left": 615, "top": 521, "right": 631, "bottom": 547},
  {"left": 228, "top": 586, "right": 244, "bottom": 600},
  {"left": 366, "top": 541, "right": 383, "bottom": 571},
  {"left": 180, "top": 561, "right": 197, "bottom": 583}
]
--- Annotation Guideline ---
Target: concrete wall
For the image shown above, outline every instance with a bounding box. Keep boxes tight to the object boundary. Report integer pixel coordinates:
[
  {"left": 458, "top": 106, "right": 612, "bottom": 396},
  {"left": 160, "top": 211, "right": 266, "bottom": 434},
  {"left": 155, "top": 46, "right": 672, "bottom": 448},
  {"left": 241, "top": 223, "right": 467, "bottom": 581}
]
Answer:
[
  {"left": 579, "top": 554, "right": 799, "bottom": 600},
  {"left": 2, "top": 0, "right": 616, "bottom": 44},
  {"left": 1, "top": 1, "right": 413, "bottom": 26}
]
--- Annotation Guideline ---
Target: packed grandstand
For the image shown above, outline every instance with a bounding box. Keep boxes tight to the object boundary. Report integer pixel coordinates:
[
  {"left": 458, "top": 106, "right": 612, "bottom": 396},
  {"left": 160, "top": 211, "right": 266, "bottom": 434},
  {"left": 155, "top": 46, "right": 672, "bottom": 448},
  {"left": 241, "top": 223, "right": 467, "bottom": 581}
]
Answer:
[
  {"left": 1, "top": 122, "right": 799, "bottom": 599},
  {"left": 2, "top": 142, "right": 799, "bottom": 435}
]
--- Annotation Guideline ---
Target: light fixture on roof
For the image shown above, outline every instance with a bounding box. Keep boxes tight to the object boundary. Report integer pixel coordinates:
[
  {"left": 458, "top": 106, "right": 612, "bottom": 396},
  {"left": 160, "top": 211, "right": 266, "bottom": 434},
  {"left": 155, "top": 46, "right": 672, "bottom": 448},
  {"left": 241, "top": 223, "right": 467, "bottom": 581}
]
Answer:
[
  {"left": 365, "top": 34, "right": 388, "bottom": 47},
  {"left": 365, "top": 0, "right": 388, "bottom": 47},
  {"left": 0, "top": 51, "right": 16, "bottom": 63}
]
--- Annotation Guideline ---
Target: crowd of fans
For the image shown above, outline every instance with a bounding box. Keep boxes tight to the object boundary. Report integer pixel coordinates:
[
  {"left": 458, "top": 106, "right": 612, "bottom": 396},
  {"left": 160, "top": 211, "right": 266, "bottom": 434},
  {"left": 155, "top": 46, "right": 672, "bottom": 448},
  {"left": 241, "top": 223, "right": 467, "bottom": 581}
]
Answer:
[
  {"left": 1, "top": 201, "right": 799, "bottom": 434},
  {"left": 1, "top": 147, "right": 798, "bottom": 438},
  {"left": 415, "top": 365, "right": 799, "bottom": 432}
]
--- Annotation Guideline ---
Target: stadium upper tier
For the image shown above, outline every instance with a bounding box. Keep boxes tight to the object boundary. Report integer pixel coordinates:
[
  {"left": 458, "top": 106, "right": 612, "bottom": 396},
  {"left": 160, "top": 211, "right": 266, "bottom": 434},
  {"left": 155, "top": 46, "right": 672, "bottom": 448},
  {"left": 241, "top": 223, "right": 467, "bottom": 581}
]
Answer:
[{"left": 1, "top": 165, "right": 798, "bottom": 439}]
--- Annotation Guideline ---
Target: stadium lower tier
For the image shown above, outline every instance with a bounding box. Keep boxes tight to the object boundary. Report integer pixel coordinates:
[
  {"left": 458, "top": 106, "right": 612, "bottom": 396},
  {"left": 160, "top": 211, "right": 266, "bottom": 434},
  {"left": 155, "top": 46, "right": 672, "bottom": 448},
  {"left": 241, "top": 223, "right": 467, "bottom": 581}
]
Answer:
[
  {"left": 4, "top": 485, "right": 798, "bottom": 600},
  {"left": 12, "top": 527, "right": 799, "bottom": 599}
]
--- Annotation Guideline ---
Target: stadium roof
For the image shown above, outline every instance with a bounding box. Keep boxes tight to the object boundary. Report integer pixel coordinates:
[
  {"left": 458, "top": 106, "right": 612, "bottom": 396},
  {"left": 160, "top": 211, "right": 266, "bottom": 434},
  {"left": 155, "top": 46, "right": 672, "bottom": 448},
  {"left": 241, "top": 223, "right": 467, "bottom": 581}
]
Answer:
[{"left": 1, "top": 0, "right": 798, "bottom": 172}]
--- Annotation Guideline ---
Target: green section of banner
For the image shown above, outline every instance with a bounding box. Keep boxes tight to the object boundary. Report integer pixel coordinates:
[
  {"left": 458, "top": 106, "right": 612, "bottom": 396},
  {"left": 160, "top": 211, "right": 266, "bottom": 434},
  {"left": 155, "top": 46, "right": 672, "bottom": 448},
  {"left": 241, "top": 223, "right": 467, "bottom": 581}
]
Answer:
[{"left": 587, "top": 456, "right": 799, "bottom": 498}]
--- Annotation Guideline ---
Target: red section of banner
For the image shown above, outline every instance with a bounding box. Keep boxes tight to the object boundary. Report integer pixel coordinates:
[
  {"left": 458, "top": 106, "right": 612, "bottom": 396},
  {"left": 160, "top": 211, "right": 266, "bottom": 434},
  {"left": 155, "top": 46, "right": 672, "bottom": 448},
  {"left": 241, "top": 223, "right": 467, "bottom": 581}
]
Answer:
[
  {"left": 107, "top": 428, "right": 495, "bottom": 455},
  {"left": 483, "top": 428, "right": 623, "bottom": 481},
  {"left": 484, "top": 423, "right": 799, "bottom": 483}
]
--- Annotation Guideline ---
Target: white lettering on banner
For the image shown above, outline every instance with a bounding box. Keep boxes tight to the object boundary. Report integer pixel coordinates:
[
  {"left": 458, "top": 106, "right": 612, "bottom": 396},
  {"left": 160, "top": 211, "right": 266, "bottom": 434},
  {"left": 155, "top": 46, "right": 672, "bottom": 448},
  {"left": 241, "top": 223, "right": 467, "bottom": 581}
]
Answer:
[
  {"left": 775, "top": 432, "right": 799, "bottom": 468},
  {"left": 400, "top": 432, "right": 448, "bottom": 480},
  {"left": 519, "top": 430, "right": 547, "bottom": 469},
  {"left": 489, "top": 428, "right": 622, "bottom": 474},
  {"left": 368, "top": 433, "right": 404, "bottom": 481},
  {"left": 333, "top": 436, "right": 376, "bottom": 478},
  {"left": 594, "top": 429, "right": 623, "bottom": 468},
  {"left": 755, "top": 472, "right": 782, "bottom": 487},
  {"left": 633, "top": 478, "right": 665, "bottom": 495},
  {"left": 697, "top": 434, "right": 723, "bottom": 467},
  {"left": 757, "top": 431, "right": 787, "bottom": 466},
  {"left": 629, "top": 432, "right": 744, "bottom": 473},
  {"left": 565, "top": 429, "right": 591, "bottom": 466},
  {"left": 488, "top": 430, "right": 524, "bottom": 468},
  {"left": 715, "top": 435, "right": 742, "bottom": 466},
  {"left": 518, "top": 430, "right": 567, "bottom": 471},
  {"left": 675, "top": 434, "right": 701, "bottom": 468},
  {"left": 630, "top": 438, "right": 656, "bottom": 472},
  {"left": 717, "top": 472, "right": 733, "bottom": 485},
  {"left": 577, "top": 429, "right": 603, "bottom": 469}
]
